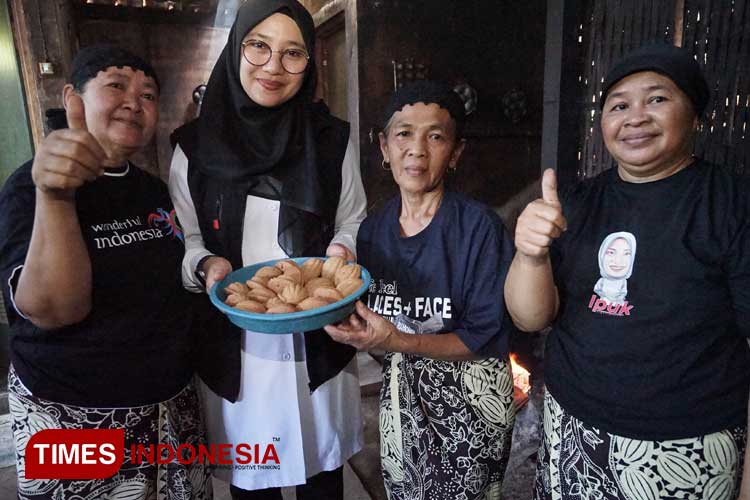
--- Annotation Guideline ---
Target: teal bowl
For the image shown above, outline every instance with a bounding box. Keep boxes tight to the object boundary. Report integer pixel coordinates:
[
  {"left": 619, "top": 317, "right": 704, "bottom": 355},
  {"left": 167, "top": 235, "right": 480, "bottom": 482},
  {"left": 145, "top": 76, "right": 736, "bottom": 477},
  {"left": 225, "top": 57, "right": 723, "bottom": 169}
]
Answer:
[{"left": 209, "top": 257, "right": 371, "bottom": 334}]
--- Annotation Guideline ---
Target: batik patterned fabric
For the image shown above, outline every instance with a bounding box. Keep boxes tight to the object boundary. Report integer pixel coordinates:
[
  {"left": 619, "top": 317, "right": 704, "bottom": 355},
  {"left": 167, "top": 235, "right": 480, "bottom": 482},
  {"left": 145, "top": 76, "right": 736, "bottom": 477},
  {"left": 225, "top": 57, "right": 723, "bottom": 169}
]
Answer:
[
  {"left": 534, "top": 391, "right": 747, "bottom": 500},
  {"left": 9, "top": 367, "right": 212, "bottom": 500},
  {"left": 380, "top": 353, "right": 515, "bottom": 500}
]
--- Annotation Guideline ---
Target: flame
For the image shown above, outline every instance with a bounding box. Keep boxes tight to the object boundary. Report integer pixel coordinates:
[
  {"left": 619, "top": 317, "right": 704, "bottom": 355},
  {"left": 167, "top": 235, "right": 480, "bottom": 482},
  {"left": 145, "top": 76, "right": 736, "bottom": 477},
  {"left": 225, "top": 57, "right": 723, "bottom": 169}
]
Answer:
[{"left": 510, "top": 354, "right": 531, "bottom": 395}]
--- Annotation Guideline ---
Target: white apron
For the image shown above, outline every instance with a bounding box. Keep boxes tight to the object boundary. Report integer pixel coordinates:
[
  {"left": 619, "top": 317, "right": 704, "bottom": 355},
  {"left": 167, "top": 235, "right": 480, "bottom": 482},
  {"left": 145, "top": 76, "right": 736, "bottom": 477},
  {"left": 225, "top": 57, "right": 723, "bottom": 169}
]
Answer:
[
  {"left": 201, "top": 196, "right": 363, "bottom": 490},
  {"left": 168, "top": 144, "right": 367, "bottom": 491}
]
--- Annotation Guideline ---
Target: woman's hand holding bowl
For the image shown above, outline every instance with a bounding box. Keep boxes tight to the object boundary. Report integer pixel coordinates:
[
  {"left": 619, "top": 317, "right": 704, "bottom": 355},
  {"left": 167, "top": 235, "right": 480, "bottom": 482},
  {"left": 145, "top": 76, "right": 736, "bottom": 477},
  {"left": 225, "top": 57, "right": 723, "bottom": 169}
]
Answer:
[
  {"left": 324, "top": 301, "right": 395, "bottom": 351},
  {"left": 326, "top": 243, "right": 355, "bottom": 262},
  {"left": 203, "top": 256, "right": 233, "bottom": 292}
]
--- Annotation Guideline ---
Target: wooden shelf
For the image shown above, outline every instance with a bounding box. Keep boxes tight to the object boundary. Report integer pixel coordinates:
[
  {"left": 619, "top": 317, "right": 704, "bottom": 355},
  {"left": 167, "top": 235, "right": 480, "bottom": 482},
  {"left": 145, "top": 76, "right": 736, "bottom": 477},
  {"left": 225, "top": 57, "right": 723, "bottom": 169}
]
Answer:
[{"left": 72, "top": 1, "right": 222, "bottom": 26}]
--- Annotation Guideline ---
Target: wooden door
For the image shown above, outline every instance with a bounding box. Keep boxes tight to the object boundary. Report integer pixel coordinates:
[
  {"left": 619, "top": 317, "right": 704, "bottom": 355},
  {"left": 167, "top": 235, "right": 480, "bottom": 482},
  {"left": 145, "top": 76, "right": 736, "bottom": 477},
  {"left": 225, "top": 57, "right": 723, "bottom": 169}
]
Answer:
[{"left": 315, "top": 12, "right": 347, "bottom": 121}]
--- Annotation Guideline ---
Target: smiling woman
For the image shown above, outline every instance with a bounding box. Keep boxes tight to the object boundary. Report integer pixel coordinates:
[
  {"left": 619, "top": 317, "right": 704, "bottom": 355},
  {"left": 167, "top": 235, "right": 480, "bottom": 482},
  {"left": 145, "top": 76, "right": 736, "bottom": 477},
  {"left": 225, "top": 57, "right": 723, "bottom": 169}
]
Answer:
[
  {"left": 238, "top": 12, "right": 307, "bottom": 107},
  {"left": 0, "top": 44, "right": 211, "bottom": 499},
  {"left": 168, "top": 1, "right": 367, "bottom": 498},
  {"left": 505, "top": 44, "right": 750, "bottom": 500},
  {"left": 69, "top": 67, "right": 159, "bottom": 163},
  {"left": 600, "top": 71, "right": 698, "bottom": 182}
]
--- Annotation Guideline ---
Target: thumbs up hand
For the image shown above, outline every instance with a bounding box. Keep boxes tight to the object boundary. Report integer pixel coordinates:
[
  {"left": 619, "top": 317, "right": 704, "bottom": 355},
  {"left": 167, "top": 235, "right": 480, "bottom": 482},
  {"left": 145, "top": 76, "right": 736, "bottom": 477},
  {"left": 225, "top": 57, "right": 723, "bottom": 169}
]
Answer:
[
  {"left": 64, "top": 94, "right": 89, "bottom": 132},
  {"left": 541, "top": 167, "right": 561, "bottom": 207},
  {"left": 514, "top": 168, "right": 567, "bottom": 259},
  {"left": 31, "top": 90, "right": 107, "bottom": 199}
]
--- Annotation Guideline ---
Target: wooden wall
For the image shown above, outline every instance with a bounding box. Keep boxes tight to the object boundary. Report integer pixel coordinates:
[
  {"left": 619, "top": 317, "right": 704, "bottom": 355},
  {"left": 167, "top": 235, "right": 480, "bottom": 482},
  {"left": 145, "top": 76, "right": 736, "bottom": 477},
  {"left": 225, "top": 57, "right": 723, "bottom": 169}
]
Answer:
[
  {"left": 355, "top": 0, "right": 547, "bottom": 211},
  {"left": 683, "top": 0, "right": 750, "bottom": 175},
  {"left": 300, "top": 0, "right": 331, "bottom": 14},
  {"left": 8, "top": 0, "right": 77, "bottom": 149},
  {"left": 9, "top": 0, "right": 547, "bottom": 204}
]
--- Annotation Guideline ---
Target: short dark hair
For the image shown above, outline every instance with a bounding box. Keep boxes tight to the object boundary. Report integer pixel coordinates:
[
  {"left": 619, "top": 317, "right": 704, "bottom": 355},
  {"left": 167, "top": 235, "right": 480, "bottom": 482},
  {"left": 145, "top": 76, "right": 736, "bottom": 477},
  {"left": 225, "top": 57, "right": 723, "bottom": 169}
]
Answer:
[
  {"left": 382, "top": 81, "right": 466, "bottom": 139},
  {"left": 70, "top": 44, "right": 160, "bottom": 93}
]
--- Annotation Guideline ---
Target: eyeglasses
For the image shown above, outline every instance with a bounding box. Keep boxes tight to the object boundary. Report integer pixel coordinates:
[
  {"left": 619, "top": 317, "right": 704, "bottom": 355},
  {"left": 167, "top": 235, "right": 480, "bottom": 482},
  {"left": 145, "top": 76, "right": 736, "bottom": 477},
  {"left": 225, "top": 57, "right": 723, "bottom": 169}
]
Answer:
[{"left": 241, "top": 39, "right": 310, "bottom": 75}]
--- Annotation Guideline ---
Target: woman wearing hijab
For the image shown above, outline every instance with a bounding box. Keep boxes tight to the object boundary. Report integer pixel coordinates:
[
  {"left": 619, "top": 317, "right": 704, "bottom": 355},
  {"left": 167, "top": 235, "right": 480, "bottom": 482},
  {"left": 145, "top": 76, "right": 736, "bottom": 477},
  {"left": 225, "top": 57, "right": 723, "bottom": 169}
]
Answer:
[
  {"left": 505, "top": 44, "right": 749, "bottom": 499},
  {"left": 0, "top": 45, "right": 210, "bottom": 500},
  {"left": 593, "top": 231, "right": 636, "bottom": 305},
  {"left": 168, "top": 1, "right": 366, "bottom": 498},
  {"left": 325, "top": 81, "right": 516, "bottom": 500}
]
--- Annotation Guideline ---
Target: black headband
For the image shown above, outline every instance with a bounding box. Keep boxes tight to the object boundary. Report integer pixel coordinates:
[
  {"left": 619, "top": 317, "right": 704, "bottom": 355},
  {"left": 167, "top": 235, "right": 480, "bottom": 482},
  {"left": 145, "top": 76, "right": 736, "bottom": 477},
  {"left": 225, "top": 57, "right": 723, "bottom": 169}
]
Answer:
[
  {"left": 70, "top": 44, "right": 160, "bottom": 92},
  {"left": 600, "top": 44, "right": 709, "bottom": 116},
  {"left": 383, "top": 81, "right": 466, "bottom": 135}
]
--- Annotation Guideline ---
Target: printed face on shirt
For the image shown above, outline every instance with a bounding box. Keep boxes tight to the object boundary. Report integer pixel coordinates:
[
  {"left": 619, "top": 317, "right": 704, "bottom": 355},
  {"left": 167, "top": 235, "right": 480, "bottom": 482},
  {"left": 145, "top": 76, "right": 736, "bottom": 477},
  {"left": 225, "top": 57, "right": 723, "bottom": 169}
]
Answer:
[
  {"left": 239, "top": 13, "right": 307, "bottom": 108},
  {"left": 68, "top": 66, "right": 159, "bottom": 158},
  {"left": 379, "top": 103, "right": 466, "bottom": 196},
  {"left": 603, "top": 237, "right": 632, "bottom": 278},
  {"left": 601, "top": 71, "right": 697, "bottom": 183}
]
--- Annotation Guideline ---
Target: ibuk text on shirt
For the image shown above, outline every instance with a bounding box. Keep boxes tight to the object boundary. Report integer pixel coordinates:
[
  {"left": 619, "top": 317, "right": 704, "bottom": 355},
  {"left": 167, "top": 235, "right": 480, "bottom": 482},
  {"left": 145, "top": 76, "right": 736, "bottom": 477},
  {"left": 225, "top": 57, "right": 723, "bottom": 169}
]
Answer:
[{"left": 587, "top": 294, "right": 634, "bottom": 316}]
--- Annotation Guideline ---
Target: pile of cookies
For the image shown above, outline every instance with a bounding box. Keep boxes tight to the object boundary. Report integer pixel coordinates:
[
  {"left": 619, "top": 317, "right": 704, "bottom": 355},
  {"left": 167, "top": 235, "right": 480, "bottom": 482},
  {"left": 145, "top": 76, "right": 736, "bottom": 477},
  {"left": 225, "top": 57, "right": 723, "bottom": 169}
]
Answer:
[{"left": 224, "top": 257, "right": 364, "bottom": 314}]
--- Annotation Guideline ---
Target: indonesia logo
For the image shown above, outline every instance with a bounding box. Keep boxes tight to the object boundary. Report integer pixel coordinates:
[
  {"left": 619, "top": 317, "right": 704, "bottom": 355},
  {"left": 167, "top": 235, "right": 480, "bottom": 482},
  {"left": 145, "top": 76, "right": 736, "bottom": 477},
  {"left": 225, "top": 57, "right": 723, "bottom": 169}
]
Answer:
[{"left": 148, "top": 208, "right": 184, "bottom": 242}]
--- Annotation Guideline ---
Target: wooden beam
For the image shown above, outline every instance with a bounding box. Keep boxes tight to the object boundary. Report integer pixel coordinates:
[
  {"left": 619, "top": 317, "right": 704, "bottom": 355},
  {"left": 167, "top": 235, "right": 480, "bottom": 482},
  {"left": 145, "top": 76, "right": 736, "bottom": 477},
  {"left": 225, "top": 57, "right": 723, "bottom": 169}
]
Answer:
[
  {"left": 8, "top": 0, "right": 43, "bottom": 149},
  {"left": 344, "top": 0, "right": 359, "bottom": 158},
  {"left": 312, "top": 0, "right": 346, "bottom": 27},
  {"left": 541, "top": 0, "right": 580, "bottom": 187},
  {"left": 674, "top": 0, "right": 685, "bottom": 47}
]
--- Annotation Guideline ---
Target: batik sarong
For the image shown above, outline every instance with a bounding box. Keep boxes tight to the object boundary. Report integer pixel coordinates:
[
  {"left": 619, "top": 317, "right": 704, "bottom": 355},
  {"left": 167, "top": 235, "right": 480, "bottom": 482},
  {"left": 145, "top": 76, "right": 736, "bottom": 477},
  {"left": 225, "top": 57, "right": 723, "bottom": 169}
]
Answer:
[
  {"left": 534, "top": 391, "right": 747, "bottom": 500},
  {"left": 380, "top": 354, "right": 515, "bottom": 500},
  {"left": 9, "top": 366, "right": 213, "bottom": 500}
]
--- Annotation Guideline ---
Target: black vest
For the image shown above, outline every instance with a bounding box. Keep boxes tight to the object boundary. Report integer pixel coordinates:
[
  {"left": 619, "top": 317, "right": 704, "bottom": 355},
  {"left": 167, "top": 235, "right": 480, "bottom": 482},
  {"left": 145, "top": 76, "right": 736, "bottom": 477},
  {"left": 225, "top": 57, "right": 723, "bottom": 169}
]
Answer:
[{"left": 181, "top": 109, "right": 356, "bottom": 402}]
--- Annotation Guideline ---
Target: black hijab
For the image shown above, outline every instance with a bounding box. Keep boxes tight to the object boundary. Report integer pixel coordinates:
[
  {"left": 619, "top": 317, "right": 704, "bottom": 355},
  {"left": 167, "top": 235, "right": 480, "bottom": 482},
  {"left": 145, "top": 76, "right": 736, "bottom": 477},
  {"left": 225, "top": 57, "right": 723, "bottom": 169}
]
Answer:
[
  {"left": 173, "top": 0, "right": 355, "bottom": 400},
  {"left": 175, "top": 0, "right": 325, "bottom": 253}
]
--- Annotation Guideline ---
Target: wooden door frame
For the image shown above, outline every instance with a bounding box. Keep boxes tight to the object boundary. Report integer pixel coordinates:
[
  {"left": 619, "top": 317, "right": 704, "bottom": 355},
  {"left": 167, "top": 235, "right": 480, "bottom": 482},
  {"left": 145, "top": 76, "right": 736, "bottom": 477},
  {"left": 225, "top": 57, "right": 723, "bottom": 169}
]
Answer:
[
  {"left": 8, "top": 0, "right": 43, "bottom": 148},
  {"left": 311, "top": 0, "right": 359, "bottom": 158},
  {"left": 314, "top": 10, "right": 345, "bottom": 109}
]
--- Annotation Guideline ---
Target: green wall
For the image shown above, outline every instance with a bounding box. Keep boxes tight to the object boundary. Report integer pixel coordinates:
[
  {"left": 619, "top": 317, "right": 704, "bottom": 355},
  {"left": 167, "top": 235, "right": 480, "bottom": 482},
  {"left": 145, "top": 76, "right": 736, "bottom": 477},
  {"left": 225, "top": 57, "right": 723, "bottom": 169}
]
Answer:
[
  {"left": 0, "top": 0, "right": 33, "bottom": 186},
  {"left": 0, "top": 0, "right": 31, "bottom": 389}
]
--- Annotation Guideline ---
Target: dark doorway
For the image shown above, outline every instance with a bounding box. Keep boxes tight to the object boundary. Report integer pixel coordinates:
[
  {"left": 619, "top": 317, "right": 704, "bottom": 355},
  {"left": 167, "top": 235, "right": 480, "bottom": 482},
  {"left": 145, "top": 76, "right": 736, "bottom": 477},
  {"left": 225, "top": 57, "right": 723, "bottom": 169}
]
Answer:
[{"left": 315, "top": 11, "right": 348, "bottom": 121}]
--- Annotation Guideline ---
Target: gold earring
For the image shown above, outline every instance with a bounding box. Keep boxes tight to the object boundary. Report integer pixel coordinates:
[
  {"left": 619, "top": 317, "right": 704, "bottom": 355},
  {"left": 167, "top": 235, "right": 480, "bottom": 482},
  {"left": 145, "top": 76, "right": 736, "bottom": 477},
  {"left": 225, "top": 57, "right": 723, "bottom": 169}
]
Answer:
[
  {"left": 382, "top": 160, "right": 391, "bottom": 171},
  {"left": 447, "top": 164, "right": 457, "bottom": 173}
]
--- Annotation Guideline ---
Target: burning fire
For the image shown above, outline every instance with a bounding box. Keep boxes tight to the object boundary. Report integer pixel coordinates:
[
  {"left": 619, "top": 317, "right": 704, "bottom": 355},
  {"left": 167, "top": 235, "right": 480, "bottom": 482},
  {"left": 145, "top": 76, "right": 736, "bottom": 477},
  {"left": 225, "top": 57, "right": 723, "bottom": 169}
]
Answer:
[{"left": 510, "top": 354, "right": 531, "bottom": 395}]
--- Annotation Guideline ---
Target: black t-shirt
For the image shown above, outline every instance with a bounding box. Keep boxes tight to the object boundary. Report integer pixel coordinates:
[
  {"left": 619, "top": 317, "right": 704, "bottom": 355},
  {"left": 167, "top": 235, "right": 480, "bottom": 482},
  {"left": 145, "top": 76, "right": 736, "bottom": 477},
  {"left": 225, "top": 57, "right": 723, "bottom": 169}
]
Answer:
[
  {"left": 0, "top": 161, "right": 194, "bottom": 407},
  {"left": 357, "top": 191, "right": 514, "bottom": 358},
  {"left": 547, "top": 160, "right": 750, "bottom": 440}
]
